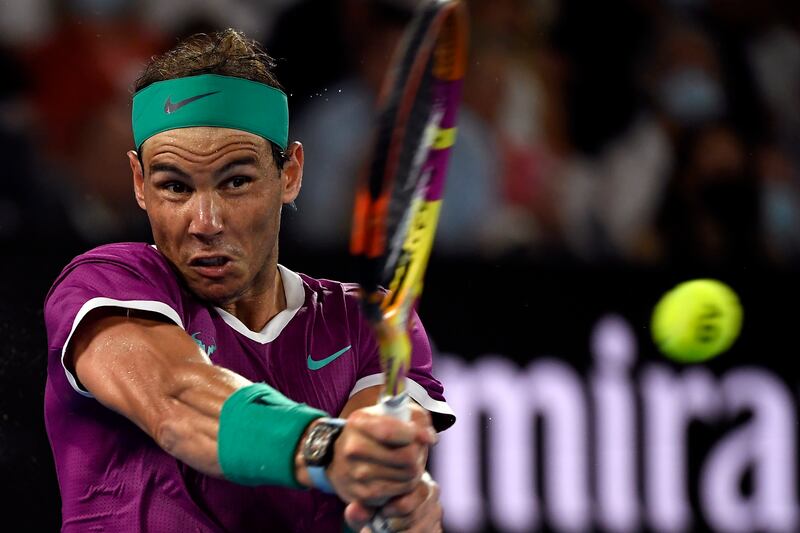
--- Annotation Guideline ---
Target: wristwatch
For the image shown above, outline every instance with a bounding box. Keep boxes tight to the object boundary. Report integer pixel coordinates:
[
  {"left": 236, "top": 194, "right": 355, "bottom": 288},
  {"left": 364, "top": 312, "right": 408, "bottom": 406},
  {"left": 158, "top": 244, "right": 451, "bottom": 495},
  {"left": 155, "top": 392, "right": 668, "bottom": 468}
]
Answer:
[{"left": 302, "top": 417, "right": 346, "bottom": 493}]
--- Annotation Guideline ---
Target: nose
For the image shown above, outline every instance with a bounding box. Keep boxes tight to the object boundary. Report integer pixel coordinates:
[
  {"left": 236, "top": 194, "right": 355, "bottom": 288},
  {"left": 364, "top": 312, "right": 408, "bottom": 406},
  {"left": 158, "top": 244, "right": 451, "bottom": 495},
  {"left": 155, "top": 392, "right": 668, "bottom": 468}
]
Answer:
[{"left": 188, "top": 191, "right": 224, "bottom": 240}]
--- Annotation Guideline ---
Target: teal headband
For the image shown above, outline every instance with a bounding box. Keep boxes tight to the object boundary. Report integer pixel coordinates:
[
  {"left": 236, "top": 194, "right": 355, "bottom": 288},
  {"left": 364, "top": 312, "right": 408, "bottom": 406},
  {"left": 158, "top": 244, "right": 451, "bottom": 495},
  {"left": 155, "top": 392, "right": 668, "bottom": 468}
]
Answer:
[{"left": 132, "top": 74, "right": 288, "bottom": 150}]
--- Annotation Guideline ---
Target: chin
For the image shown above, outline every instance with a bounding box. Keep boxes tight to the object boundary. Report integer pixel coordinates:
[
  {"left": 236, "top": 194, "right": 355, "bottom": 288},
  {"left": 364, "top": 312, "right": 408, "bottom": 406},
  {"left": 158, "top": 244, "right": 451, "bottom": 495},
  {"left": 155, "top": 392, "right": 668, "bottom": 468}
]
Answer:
[{"left": 188, "top": 281, "right": 242, "bottom": 307}]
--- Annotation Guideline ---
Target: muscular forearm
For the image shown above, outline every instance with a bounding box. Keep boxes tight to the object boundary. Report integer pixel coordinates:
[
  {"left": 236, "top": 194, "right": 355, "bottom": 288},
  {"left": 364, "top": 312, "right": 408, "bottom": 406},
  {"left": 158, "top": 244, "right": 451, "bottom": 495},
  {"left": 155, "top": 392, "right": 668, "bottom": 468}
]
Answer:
[
  {"left": 71, "top": 309, "right": 250, "bottom": 477},
  {"left": 150, "top": 362, "right": 250, "bottom": 476}
]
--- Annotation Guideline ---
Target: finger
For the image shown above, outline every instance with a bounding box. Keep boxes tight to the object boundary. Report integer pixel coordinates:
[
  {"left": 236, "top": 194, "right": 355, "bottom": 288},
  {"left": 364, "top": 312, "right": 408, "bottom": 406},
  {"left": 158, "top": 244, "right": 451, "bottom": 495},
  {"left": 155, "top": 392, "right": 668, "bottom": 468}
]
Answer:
[
  {"left": 328, "top": 435, "right": 426, "bottom": 503},
  {"left": 349, "top": 460, "right": 423, "bottom": 485},
  {"left": 344, "top": 501, "right": 375, "bottom": 532},
  {"left": 378, "top": 473, "right": 439, "bottom": 530},
  {"left": 337, "top": 431, "right": 426, "bottom": 471},
  {"left": 376, "top": 501, "right": 442, "bottom": 533},
  {"left": 407, "top": 501, "right": 443, "bottom": 533},
  {"left": 408, "top": 405, "right": 437, "bottom": 445},
  {"left": 348, "top": 409, "right": 420, "bottom": 447},
  {"left": 380, "top": 480, "right": 431, "bottom": 519},
  {"left": 355, "top": 478, "right": 422, "bottom": 507},
  {"left": 401, "top": 508, "right": 442, "bottom": 533},
  {"left": 409, "top": 403, "right": 431, "bottom": 426}
]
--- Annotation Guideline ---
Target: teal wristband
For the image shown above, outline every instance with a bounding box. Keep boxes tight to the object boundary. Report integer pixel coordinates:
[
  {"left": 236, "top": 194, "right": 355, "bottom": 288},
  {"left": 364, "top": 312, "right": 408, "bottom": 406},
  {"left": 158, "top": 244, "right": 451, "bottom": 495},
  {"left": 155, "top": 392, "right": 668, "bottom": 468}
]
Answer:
[{"left": 218, "top": 383, "right": 326, "bottom": 488}]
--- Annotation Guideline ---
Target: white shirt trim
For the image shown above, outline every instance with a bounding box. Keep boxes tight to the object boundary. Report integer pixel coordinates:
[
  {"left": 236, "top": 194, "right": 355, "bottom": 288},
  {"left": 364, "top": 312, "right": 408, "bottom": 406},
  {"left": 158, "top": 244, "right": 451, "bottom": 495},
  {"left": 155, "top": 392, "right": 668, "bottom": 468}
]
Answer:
[
  {"left": 349, "top": 373, "right": 455, "bottom": 418},
  {"left": 60, "top": 297, "right": 184, "bottom": 397},
  {"left": 212, "top": 265, "right": 304, "bottom": 344}
]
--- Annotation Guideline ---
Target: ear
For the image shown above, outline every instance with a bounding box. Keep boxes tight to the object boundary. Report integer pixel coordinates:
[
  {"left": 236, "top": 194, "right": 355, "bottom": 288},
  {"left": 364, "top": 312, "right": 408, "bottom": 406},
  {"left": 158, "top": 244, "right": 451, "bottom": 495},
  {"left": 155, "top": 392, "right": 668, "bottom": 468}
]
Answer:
[
  {"left": 281, "top": 141, "right": 304, "bottom": 204},
  {"left": 128, "top": 150, "right": 147, "bottom": 210}
]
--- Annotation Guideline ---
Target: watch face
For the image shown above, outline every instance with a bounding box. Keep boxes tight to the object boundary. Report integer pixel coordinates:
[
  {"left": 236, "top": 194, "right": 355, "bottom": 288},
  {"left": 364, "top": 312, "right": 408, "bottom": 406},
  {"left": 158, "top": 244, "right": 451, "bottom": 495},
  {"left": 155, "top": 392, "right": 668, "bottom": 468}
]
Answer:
[
  {"left": 305, "top": 429, "right": 329, "bottom": 463},
  {"left": 303, "top": 422, "right": 343, "bottom": 467}
]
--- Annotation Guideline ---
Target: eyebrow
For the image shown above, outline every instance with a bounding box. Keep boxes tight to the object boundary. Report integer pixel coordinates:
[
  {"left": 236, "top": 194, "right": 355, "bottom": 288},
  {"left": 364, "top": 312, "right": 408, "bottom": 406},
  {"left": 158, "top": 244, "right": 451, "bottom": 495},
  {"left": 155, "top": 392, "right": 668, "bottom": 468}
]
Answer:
[
  {"left": 149, "top": 163, "right": 190, "bottom": 178},
  {"left": 149, "top": 156, "right": 260, "bottom": 179},
  {"left": 216, "top": 156, "right": 259, "bottom": 176}
]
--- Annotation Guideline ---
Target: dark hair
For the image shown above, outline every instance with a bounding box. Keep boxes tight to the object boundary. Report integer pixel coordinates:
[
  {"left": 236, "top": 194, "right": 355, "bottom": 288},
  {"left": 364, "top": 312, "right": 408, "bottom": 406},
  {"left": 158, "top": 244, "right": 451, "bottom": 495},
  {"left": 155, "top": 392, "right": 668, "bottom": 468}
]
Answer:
[{"left": 134, "top": 29, "right": 288, "bottom": 169}]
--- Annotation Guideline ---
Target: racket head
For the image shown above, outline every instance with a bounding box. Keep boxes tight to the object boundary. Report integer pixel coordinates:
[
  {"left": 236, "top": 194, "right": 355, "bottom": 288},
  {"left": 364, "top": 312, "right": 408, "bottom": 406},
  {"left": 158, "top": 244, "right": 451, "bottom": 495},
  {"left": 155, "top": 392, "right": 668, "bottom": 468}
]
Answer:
[{"left": 350, "top": 0, "right": 469, "bottom": 396}]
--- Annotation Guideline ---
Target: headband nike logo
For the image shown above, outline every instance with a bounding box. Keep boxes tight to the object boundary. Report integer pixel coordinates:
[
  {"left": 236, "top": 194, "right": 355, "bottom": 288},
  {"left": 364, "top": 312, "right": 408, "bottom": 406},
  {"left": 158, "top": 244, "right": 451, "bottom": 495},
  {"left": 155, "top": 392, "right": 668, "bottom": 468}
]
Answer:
[{"left": 163, "top": 91, "right": 220, "bottom": 114}]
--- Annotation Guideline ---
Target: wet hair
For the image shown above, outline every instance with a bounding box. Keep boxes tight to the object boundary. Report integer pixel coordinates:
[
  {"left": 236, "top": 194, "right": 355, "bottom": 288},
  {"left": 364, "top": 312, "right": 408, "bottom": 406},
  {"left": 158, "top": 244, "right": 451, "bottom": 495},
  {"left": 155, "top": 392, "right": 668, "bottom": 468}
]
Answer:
[{"left": 134, "top": 29, "right": 288, "bottom": 169}]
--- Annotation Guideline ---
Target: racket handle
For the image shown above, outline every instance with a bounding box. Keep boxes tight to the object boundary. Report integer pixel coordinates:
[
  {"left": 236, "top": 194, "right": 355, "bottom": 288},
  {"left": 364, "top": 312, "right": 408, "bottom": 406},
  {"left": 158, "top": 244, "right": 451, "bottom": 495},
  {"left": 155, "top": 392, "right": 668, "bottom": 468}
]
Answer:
[
  {"left": 369, "top": 513, "right": 397, "bottom": 533},
  {"left": 367, "top": 393, "right": 411, "bottom": 533},
  {"left": 376, "top": 392, "right": 411, "bottom": 421}
]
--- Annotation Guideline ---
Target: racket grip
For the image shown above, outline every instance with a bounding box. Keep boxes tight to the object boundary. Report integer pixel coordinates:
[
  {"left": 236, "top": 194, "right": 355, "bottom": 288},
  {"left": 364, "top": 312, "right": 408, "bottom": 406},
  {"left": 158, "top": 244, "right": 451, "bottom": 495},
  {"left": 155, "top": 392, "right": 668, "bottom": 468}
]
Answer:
[
  {"left": 366, "top": 393, "right": 411, "bottom": 533},
  {"left": 369, "top": 514, "right": 397, "bottom": 533},
  {"left": 376, "top": 392, "right": 411, "bottom": 421}
]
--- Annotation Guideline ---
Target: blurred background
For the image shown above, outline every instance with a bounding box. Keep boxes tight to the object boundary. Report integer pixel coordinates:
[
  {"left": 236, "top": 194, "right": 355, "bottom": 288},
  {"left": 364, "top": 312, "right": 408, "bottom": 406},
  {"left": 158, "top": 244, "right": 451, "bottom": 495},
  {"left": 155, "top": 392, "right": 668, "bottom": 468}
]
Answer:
[{"left": 1, "top": 0, "right": 800, "bottom": 531}]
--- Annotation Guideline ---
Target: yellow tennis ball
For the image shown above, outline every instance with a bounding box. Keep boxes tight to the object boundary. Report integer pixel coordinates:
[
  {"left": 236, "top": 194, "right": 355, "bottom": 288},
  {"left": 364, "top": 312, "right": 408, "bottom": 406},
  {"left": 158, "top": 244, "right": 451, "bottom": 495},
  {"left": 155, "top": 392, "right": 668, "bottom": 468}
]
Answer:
[{"left": 651, "top": 279, "right": 743, "bottom": 363}]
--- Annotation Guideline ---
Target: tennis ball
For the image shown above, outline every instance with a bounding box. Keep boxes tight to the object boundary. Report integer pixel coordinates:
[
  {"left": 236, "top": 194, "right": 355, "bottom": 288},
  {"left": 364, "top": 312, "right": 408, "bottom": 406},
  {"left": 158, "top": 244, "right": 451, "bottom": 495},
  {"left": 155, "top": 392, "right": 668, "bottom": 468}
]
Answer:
[{"left": 651, "top": 279, "right": 742, "bottom": 363}]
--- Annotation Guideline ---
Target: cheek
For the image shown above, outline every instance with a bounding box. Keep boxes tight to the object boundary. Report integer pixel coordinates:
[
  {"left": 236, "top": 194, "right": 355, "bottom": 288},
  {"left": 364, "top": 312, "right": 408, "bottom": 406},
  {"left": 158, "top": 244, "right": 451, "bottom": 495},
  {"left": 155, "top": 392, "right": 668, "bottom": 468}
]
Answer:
[
  {"left": 244, "top": 190, "right": 282, "bottom": 232},
  {"left": 246, "top": 205, "right": 280, "bottom": 243},
  {"left": 145, "top": 200, "right": 185, "bottom": 247}
]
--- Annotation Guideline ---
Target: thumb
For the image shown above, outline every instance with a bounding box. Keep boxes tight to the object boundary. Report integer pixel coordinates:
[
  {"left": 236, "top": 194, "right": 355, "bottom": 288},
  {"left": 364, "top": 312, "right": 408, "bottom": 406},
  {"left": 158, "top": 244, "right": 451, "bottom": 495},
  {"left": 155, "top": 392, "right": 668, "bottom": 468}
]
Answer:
[{"left": 344, "top": 501, "right": 375, "bottom": 532}]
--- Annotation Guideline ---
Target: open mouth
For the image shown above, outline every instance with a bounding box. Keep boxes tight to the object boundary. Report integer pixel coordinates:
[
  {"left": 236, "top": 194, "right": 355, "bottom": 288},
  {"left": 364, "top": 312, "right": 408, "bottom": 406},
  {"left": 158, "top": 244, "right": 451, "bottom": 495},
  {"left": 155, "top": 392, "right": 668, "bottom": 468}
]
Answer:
[{"left": 190, "top": 256, "right": 231, "bottom": 267}]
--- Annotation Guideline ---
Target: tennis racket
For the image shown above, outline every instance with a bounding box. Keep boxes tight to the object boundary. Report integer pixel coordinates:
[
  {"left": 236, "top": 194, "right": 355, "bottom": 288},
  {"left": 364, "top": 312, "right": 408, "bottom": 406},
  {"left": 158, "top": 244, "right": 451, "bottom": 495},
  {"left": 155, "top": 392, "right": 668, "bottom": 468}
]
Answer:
[{"left": 350, "top": 0, "right": 468, "bottom": 433}]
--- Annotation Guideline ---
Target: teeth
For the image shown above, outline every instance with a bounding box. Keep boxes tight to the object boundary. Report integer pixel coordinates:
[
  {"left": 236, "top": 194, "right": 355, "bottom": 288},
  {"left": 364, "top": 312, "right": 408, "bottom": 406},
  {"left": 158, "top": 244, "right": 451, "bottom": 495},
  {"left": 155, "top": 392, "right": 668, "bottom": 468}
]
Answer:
[{"left": 196, "top": 257, "right": 226, "bottom": 266}]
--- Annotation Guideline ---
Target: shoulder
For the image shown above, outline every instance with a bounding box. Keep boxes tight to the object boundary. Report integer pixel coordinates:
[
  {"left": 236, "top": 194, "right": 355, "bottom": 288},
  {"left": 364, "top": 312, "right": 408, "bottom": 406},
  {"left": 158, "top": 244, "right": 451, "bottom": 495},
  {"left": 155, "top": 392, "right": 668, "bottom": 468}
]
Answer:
[
  {"left": 45, "top": 243, "right": 180, "bottom": 307},
  {"left": 59, "top": 242, "right": 171, "bottom": 277},
  {"left": 297, "top": 272, "right": 362, "bottom": 305}
]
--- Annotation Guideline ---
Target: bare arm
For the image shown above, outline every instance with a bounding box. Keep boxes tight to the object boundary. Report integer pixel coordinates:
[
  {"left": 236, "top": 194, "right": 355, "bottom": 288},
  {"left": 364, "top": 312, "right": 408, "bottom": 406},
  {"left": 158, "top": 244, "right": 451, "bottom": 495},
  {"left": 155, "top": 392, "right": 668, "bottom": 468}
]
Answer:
[
  {"left": 69, "top": 308, "right": 249, "bottom": 476},
  {"left": 70, "top": 308, "right": 435, "bottom": 499}
]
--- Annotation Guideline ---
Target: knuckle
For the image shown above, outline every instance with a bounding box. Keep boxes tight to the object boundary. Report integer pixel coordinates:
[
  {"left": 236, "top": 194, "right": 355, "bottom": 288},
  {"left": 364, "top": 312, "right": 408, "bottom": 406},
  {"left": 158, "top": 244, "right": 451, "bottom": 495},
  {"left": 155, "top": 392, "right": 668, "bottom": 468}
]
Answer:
[
  {"left": 397, "top": 446, "right": 418, "bottom": 466},
  {"left": 388, "top": 516, "right": 412, "bottom": 532},
  {"left": 341, "top": 439, "right": 364, "bottom": 460},
  {"left": 348, "top": 410, "right": 368, "bottom": 427},
  {"left": 400, "top": 479, "right": 417, "bottom": 496},
  {"left": 376, "top": 420, "right": 401, "bottom": 442},
  {"left": 352, "top": 464, "right": 370, "bottom": 483},
  {"left": 374, "top": 481, "right": 404, "bottom": 503},
  {"left": 352, "top": 483, "right": 372, "bottom": 502},
  {"left": 392, "top": 495, "right": 416, "bottom": 516},
  {"left": 351, "top": 483, "right": 375, "bottom": 504},
  {"left": 363, "top": 484, "right": 383, "bottom": 503}
]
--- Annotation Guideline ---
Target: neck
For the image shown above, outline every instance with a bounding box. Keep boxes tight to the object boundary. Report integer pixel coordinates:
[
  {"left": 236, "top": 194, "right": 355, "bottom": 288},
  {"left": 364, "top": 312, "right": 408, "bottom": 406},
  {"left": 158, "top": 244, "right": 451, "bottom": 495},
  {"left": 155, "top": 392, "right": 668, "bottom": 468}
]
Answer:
[{"left": 221, "top": 265, "right": 287, "bottom": 332}]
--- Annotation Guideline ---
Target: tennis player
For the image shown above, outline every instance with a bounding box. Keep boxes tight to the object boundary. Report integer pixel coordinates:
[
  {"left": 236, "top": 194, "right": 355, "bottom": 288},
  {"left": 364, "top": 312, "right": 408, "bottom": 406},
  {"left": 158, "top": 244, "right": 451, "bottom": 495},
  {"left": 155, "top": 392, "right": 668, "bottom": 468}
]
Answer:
[{"left": 43, "top": 29, "right": 454, "bottom": 532}]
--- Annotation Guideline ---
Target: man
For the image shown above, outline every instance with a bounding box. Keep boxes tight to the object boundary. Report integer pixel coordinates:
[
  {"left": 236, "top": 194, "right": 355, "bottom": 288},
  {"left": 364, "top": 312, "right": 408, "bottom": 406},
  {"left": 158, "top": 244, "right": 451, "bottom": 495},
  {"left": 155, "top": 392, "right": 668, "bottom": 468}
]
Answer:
[{"left": 44, "top": 29, "right": 454, "bottom": 532}]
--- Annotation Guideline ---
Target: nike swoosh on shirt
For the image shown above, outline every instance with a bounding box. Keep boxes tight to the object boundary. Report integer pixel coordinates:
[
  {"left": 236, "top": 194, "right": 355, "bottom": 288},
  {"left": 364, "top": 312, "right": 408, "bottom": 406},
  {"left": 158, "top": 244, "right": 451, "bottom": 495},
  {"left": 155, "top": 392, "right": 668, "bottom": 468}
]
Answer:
[
  {"left": 163, "top": 91, "right": 220, "bottom": 114},
  {"left": 307, "top": 345, "right": 352, "bottom": 370}
]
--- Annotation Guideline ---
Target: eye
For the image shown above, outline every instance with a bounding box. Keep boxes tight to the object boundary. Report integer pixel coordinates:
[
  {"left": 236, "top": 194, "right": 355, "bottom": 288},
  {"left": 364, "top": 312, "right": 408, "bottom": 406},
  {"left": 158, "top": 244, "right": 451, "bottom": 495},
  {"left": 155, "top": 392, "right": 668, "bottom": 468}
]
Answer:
[
  {"left": 163, "top": 182, "right": 189, "bottom": 194},
  {"left": 227, "top": 176, "right": 252, "bottom": 189}
]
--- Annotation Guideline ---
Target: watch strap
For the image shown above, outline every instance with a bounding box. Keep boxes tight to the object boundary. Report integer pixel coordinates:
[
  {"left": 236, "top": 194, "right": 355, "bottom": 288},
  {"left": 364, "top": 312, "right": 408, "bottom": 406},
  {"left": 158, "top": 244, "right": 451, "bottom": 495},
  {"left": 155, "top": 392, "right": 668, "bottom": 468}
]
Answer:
[
  {"left": 307, "top": 464, "right": 337, "bottom": 494},
  {"left": 304, "top": 417, "right": 346, "bottom": 493}
]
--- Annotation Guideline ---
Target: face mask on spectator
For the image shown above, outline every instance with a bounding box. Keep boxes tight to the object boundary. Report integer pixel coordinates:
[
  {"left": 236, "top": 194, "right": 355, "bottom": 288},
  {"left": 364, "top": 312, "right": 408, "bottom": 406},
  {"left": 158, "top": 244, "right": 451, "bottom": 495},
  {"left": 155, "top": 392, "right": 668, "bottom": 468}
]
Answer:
[{"left": 658, "top": 68, "right": 726, "bottom": 125}]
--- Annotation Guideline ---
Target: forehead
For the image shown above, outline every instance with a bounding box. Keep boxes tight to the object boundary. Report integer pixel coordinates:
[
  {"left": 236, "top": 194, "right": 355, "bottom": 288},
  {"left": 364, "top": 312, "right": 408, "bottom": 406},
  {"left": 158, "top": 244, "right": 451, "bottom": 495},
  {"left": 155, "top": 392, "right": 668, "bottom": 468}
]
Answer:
[{"left": 142, "top": 127, "right": 269, "bottom": 163}]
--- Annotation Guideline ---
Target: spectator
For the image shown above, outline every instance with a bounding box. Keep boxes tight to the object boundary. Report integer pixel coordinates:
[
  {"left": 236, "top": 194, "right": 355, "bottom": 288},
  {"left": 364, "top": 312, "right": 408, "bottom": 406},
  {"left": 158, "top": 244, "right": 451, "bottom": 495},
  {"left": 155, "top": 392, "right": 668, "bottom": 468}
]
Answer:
[
  {"left": 654, "top": 123, "right": 762, "bottom": 266},
  {"left": 18, "top": 0, "right": 166, "bottom": 245}
]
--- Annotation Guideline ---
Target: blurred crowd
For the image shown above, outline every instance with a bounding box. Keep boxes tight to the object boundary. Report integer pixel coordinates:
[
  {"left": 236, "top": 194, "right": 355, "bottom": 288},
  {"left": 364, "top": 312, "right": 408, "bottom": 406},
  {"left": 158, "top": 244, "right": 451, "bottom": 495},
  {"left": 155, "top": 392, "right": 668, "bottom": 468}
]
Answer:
[{"left": 2, "top": 0, "right": 800, "bottom": 269}]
